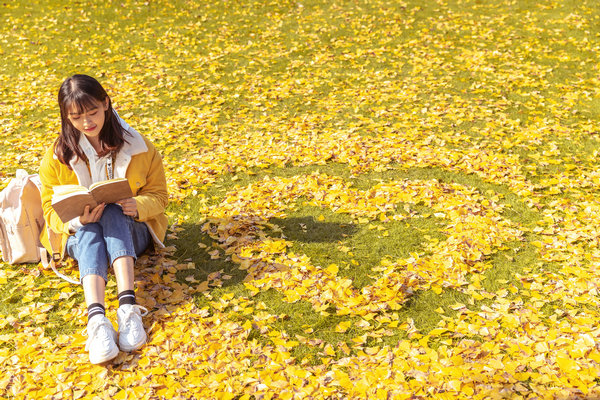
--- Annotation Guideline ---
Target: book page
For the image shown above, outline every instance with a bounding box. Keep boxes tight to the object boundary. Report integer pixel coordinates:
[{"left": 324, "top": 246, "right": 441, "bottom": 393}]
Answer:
[
  {"left": 89, "top": 178, "right": 133, "bottom": 204},
  {"left": 52, "top": 185, "right": 88, "bottom": 202},
  {"left": 52, "top": 193, "right": 97, "bottom": 223},
  {"left": 89, "top": 178, "right": 129, "bottom": 191}
]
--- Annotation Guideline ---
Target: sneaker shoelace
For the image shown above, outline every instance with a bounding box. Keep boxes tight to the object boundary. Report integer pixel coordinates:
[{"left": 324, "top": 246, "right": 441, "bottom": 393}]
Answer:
[
  {"left": 121, "top": 305, "right": 149, "bottom": 331},
  {"left": 84, "top": 319, "right": 115, "bottom": 351}
]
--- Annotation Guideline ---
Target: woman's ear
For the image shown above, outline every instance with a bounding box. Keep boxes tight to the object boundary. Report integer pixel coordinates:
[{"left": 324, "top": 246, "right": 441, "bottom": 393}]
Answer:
[{"left": 103, "top": 97, "right": 110, "bottom": 111}]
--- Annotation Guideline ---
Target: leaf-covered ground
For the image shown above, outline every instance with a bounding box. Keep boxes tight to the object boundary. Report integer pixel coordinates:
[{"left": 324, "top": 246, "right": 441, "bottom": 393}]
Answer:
[{"left": 2, "top": 0, "right": 600, "bottom": 398}]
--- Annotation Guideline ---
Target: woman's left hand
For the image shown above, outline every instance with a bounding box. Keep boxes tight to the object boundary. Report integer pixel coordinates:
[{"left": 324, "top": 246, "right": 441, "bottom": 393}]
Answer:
[{"left": 116, "top": 197, "right": 138, "bottom": 218}]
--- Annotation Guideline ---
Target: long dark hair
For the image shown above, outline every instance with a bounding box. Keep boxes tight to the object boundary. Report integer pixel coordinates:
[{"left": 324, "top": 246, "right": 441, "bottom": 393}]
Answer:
[{"left": 55, "top": 74, "right": 128, "bottom": 167}]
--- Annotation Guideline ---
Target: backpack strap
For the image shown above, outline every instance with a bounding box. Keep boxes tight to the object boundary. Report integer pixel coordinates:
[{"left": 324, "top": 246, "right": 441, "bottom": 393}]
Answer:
[
  {"left": 40, "top": 246, "right": 80, "bottom": 285},
  {"left": 39, "top": 226, "right": 80, "bottom": 285},
  {"left": 29, "top": 174, "right": 80, "bottom": 285}
]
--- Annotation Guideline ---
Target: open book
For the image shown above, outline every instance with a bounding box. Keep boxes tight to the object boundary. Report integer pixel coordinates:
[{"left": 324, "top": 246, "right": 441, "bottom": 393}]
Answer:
[{"left": 51, "top": 178, "right": 133, "bottom": 222}]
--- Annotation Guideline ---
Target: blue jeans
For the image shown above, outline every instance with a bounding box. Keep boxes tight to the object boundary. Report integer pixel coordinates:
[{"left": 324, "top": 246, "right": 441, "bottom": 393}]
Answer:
[{"left": 66, "top": 204, "right": 152, "bottom": 282}]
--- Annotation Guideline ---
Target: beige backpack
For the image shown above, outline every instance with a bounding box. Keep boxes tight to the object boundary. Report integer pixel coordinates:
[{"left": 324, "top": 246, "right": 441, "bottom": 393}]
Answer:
[
  {"left": 0, "top": 169, "right": 79, "bottom": 284},
  {"left": 0, "top": 170, "right": 45, "bottom": 264}
]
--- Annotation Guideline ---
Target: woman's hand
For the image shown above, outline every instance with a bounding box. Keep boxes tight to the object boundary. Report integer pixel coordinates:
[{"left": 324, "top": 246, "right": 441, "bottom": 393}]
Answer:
[
  {"left": 116, "top": 197, "right": 138, "bottom": 218},
  {"left": 80, "top": 203, "right": 105, "bottom": 225}
]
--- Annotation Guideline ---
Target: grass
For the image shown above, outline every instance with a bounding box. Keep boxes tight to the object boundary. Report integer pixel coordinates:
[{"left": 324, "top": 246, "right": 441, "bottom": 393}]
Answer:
[
  {"left": 0, "top": 155, "right": 546, "bottom": 356},
  {"left": 166, "top": 160, "right": 546, "bottom": 355},
  {"left": 1, "top": 1, "right": 600, "bottom": 394}
]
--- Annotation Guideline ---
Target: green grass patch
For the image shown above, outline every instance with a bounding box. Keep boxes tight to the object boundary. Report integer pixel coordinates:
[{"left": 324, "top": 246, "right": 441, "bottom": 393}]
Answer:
[{"left": 167, "top": 162, "right": 546, "bottom": 358}]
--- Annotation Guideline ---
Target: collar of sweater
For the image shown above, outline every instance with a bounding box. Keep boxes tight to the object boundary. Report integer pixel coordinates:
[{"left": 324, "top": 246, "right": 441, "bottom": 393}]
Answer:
[{"left": 67, "top": 123, "right": 148, "bottom": 187}]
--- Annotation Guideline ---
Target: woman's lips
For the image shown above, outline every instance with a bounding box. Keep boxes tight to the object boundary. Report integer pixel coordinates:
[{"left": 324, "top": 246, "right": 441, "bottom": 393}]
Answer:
[{"left": 84, "top": 126, "right": 96, "bottom": 132}]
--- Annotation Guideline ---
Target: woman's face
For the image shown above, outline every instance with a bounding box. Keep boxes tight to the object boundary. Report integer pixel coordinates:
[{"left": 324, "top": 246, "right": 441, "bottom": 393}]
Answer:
[{"left": 67, "top": 97, "right": 109, "bottom": 141}]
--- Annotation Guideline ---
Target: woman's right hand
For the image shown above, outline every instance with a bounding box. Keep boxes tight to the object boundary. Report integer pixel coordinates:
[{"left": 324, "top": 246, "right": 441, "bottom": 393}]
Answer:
[{"left": 80, "top": 203, "right": 105, "bottom": 225}]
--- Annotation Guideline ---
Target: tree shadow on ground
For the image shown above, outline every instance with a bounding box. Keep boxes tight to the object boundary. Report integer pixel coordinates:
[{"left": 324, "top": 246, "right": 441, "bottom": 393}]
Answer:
[
  {"left": 170, "top": 216, "right": 358, "bottom": 290},
  {"left": 169, "top": 223, "right": 243, "bottom": 288},
  {"left": 269, "top": 216, "right": 358, "bottom": 243}
]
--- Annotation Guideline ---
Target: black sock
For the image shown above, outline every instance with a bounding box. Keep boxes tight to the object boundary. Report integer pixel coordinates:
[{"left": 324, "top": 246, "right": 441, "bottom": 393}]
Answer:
[
  {"left": 118, "top": 290, "right": 136, "bottom": 307},
  {"left": 88, "top": 303, "right": 105, "bottom": 322}
]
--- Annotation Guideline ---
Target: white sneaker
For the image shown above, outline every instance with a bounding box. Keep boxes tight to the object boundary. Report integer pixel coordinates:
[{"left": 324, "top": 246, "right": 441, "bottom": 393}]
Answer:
[
  {"left": 85, "top": 314, "right": 119, "bottom": 364},
  {"left": 117, "top": 304, "right": 148, "bottom": 352}
]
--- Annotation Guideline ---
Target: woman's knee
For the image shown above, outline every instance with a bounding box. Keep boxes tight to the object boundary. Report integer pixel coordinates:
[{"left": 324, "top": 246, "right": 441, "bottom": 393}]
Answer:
[
  {"left": 99, "top": 203, "right": 129, "bottom": 225},
  {"left": 78, "top": 222, "right": 103, "bottom": 236}
]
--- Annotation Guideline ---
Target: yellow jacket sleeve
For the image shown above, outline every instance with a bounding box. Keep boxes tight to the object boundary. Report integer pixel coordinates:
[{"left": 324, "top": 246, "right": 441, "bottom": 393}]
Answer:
[
  {"left": 133, "top": 140, "right": 168, "bottom": 222},
  {"left": 39, "top": 147, "right": 71, "bottom": 236}
]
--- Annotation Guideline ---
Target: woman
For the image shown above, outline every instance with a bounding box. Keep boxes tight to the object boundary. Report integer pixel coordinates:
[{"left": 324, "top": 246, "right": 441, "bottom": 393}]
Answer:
[{"left": 39, "top": 74, "right": 168, "bottom": 364}]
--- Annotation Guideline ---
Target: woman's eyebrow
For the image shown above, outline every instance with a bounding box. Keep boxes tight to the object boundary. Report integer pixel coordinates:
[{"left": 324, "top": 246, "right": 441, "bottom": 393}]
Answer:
[{"left": 69, "top": 106, "right": 98, "bottom": 115}]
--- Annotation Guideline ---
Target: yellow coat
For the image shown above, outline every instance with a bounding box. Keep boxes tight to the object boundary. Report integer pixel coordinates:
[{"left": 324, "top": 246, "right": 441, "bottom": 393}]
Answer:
[{"left": 39, "top": 131, "right": 168, "bottom": 259}]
